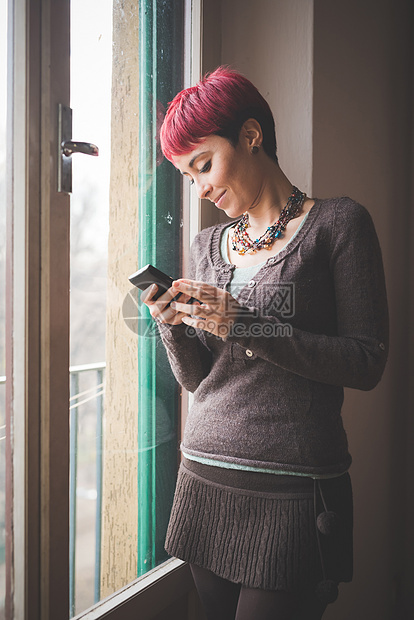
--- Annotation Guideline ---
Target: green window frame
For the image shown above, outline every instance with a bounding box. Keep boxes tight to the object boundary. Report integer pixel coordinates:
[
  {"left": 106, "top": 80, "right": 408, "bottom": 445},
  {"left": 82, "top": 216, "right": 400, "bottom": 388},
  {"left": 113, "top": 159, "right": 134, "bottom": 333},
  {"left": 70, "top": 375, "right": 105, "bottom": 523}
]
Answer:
[{"left": 137, "top": 0, "right": 185, "bottom": 576}]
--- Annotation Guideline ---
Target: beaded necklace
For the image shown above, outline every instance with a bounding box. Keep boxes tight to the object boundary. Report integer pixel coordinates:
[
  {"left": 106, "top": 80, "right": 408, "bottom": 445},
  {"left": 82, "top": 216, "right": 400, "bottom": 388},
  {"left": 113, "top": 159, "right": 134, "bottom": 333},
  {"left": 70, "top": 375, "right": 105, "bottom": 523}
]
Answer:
[{"left": 231, "top": 186, "right": 306, "bottom": 255}]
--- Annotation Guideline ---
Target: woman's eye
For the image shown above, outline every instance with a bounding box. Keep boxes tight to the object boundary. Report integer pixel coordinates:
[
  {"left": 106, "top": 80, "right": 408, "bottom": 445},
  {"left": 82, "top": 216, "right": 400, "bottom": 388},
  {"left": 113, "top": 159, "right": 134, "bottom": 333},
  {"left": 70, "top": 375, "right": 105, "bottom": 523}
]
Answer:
[{"left": 199, "top": 161, "right": 211, "bottom": 174}]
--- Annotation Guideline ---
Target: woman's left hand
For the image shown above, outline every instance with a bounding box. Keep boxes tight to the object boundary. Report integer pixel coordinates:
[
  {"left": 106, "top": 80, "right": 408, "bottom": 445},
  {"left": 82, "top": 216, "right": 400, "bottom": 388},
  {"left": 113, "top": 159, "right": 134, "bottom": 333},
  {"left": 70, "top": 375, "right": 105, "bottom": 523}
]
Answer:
[{"left": 170, "top": 279, "right": 242, "bottom": 339}]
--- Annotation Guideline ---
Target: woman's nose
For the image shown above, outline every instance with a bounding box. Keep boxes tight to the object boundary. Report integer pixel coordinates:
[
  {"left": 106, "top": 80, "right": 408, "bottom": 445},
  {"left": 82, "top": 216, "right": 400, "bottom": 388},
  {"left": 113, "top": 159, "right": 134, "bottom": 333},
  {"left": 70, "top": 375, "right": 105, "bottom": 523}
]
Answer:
[{"left": 194, "top": 179, "right": 212, "bottom": 200}]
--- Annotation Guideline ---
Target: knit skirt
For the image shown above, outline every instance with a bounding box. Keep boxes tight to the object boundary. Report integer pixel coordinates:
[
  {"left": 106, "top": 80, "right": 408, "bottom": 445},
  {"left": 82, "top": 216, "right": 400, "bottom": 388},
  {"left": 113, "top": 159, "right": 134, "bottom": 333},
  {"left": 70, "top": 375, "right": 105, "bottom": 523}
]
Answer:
[{"left": 165, "top": 459, "right": 353, "bottom": 593}]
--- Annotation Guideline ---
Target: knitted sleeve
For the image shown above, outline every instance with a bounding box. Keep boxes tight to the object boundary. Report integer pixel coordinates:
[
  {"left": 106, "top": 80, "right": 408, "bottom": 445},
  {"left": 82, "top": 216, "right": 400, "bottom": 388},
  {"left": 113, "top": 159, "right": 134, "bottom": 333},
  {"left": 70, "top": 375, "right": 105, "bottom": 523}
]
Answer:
[
  {"left": 155, "top": 234, "right": 213, "bottom": 393},
  {"left": 226, "top": 200, "right": 389, "bottom": 390}
]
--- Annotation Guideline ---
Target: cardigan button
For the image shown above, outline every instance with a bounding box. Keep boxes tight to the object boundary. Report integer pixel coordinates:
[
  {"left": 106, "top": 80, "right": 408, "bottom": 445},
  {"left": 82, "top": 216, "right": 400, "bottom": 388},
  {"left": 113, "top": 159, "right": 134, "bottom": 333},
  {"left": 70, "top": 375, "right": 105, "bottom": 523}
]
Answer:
[
  {"left": 245, "top": 349, "right": 254, "bottom": 357},
  {"left": 379, "top": 342, "right": 385, "bottom": 350},
  {"left": 247, "top": 280, "right": 256, "bottom": 288},
  {"left": 268, "top": 257, "right": 276, "bottom": 265}
]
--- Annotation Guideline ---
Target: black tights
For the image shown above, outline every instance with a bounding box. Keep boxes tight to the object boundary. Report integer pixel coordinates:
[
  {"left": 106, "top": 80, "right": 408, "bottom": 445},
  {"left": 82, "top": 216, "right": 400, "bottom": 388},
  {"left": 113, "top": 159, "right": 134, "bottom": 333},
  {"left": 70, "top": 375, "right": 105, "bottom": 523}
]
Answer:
[{"left": 190, "top": 564, "right": 327, "bottom": 620}]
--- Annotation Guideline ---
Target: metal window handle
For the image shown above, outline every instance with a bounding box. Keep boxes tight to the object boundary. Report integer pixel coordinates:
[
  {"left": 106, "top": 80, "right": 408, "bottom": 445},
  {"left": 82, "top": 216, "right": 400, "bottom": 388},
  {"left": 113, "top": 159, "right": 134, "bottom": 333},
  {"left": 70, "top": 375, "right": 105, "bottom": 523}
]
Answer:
[
  {"left": 62, "top": 141, "right": 99, "bottom": 157},
  {"left": 58, "top": 103, "right": 100, "bottom": 193}
]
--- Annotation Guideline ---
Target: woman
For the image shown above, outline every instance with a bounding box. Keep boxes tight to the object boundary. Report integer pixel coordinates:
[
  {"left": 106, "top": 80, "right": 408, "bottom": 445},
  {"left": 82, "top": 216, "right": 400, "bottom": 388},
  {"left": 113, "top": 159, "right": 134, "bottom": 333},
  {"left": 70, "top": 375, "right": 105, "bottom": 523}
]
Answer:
[{"left": 142, "top": 67, "right": 388, "bottom": 620}]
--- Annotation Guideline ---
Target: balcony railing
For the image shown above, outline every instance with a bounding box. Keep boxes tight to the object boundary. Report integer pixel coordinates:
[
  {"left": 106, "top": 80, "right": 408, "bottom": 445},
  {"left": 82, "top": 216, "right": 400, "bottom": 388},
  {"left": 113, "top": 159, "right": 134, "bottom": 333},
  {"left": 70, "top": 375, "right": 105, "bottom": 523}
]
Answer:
[
  {"left": 0, "top": 364, "right": 106, "bottom": 616},
  {"left": 69, "top": 361, "right": 105, "bottom": 616}
]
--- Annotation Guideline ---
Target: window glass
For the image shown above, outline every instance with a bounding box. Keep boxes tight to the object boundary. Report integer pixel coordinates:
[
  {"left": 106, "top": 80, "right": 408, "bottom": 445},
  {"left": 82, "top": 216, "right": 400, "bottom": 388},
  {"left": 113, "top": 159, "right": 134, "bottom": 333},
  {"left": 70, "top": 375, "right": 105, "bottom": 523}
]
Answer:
[{"left": 70, "top": 1, "right": 185, "bottom": 615}]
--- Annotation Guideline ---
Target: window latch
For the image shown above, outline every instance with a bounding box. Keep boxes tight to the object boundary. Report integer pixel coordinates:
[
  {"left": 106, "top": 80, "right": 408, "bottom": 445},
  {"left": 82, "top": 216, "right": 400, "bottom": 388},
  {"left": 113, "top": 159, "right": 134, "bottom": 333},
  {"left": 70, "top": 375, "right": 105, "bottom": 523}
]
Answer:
[{"left": 57, "top": 103, "right": 99, "bottom": 194}]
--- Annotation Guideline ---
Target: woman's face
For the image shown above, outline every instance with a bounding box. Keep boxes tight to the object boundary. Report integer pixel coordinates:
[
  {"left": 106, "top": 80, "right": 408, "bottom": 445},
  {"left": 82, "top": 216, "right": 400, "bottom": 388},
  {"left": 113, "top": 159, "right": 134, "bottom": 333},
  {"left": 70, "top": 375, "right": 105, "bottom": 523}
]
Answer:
[{"left": 172, "top": 133, "right": 264, "bottom": 219}]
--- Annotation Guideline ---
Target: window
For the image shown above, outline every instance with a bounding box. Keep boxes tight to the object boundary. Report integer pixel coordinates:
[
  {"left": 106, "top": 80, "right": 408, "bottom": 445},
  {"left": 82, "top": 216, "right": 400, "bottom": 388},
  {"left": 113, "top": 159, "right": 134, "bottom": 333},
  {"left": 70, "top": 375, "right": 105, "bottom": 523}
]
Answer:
[
  {"left": 69, "top": 1, "right": 186, "bottom": 614},
  {"left": 5, "top": 0, "right": 202, "bottom": 618}
]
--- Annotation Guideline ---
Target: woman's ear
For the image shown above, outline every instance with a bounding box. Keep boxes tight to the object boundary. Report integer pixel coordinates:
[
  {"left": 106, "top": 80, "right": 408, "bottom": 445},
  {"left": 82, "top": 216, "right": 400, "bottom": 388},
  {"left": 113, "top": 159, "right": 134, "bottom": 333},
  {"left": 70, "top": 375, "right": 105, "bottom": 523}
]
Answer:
[{"left": 240, "top": 118, "right": 263, "bottom": 150}]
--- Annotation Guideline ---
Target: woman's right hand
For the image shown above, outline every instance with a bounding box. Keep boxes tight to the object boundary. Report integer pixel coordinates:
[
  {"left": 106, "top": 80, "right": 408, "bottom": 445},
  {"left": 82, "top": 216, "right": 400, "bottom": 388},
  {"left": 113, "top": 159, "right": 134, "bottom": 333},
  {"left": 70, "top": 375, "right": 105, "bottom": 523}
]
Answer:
[{"left": 140, "top": 284, "right": 198, "bottom": 326}]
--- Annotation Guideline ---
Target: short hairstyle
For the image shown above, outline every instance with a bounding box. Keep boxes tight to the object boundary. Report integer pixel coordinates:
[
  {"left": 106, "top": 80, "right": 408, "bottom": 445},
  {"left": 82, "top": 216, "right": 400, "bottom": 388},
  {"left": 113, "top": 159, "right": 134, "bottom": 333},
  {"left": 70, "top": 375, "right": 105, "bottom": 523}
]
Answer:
[{"left": 160, "top": 66, "right": 278, "bottom": 163}]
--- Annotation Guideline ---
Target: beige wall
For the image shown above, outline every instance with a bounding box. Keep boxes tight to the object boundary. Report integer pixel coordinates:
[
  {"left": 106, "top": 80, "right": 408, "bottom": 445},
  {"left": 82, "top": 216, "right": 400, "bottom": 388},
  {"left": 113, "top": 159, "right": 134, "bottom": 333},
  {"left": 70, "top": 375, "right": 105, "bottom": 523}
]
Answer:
[
  {"left": 313, "top": 2, "right": 413, "bottom": 618},
  {"left": 202, "top": 0, "right": 313, "bottom": 228},
  {"left": 100, "top": 0, "right": 140, "bottom": 597},
  {"left": 221, "top": 0, "right": 314, "bottom": 196},
  {"left": 202, "top": 0, "right": 413, "bottom": 617}
]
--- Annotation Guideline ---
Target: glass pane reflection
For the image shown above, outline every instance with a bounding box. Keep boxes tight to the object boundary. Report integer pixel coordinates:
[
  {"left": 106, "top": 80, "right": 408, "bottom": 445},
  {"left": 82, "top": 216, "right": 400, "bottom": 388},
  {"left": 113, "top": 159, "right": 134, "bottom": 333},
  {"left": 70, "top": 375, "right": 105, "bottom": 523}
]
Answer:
[{"left": 70, "top": 1, "right": 185, "bottom": 615}]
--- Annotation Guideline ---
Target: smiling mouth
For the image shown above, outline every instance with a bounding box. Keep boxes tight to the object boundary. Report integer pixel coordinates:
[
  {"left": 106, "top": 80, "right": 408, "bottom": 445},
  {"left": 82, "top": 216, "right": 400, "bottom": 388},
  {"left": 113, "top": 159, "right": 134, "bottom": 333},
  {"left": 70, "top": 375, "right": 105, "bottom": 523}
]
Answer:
[{"left": 214, "top": 191, "right": 226, "bottom": 208}]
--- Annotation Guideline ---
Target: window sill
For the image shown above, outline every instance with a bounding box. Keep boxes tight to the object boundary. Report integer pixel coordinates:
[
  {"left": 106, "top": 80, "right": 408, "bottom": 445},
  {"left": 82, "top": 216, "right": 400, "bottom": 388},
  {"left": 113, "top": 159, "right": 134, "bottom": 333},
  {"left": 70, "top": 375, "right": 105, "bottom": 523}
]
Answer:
[{"left": 73, "top": 558, "right": 194, "bottom": 620}]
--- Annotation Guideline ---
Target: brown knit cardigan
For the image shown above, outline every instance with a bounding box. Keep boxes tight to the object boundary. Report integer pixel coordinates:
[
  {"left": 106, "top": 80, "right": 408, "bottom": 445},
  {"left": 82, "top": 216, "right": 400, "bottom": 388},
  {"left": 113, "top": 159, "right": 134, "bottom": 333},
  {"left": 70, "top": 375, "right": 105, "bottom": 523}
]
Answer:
[{"left": 156, "top": 197, "right": 389, "bottom": 477}]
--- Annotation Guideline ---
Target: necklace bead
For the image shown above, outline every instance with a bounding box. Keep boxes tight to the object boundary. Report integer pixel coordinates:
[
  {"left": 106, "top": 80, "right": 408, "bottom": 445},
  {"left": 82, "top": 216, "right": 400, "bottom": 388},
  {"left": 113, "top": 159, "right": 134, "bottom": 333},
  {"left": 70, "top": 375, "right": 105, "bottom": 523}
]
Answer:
[{"left": 231, "top": 186, "right": 306, "bottom": 255}]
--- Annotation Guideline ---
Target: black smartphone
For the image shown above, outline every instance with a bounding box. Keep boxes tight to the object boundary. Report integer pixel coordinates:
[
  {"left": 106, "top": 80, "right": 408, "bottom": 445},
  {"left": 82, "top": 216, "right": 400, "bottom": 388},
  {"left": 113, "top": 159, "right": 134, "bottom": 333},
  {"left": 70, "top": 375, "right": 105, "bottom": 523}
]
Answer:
[
  {"left": 129, "top": 264, "right": 175, "bottom": 300},
  {"left": 128, "top": 264, "right": 198, "bottom": 306}
]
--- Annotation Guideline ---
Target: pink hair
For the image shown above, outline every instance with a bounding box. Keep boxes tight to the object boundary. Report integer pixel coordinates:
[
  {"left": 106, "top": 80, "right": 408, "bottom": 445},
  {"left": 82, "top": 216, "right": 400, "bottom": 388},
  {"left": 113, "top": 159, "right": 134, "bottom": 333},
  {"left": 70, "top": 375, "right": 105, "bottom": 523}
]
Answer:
[{"left": 160, "top": 66, "right": 277, "bottom": 163}]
